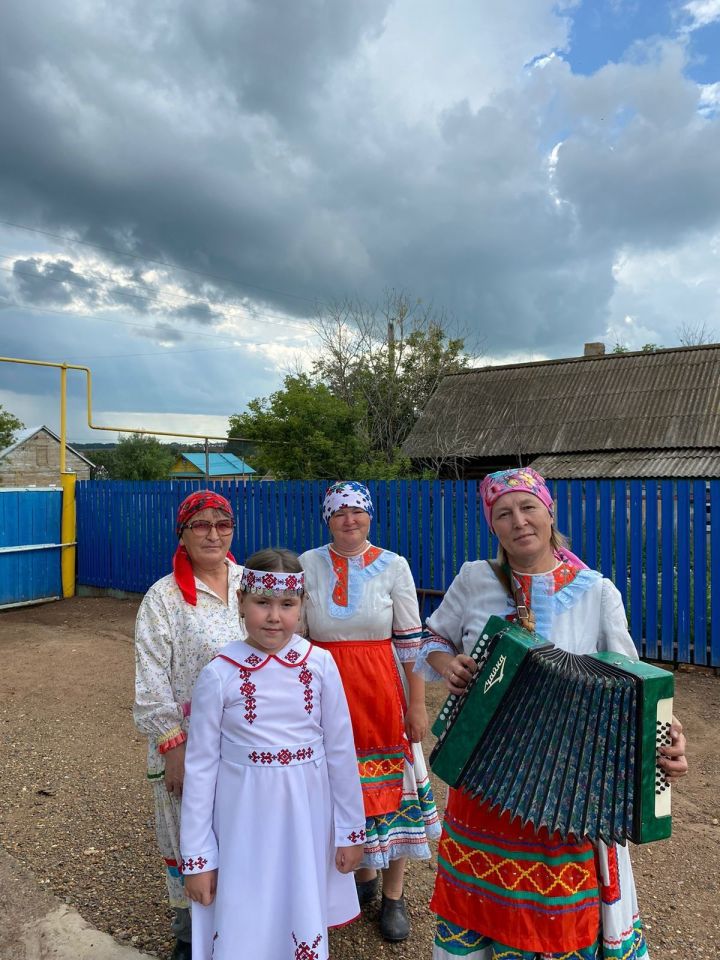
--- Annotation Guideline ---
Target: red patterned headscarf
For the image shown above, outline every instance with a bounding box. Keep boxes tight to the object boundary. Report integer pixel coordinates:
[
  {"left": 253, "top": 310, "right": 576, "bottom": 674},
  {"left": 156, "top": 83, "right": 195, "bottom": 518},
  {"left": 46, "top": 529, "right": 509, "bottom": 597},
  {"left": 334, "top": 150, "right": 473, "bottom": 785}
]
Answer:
[
  {"left": 175, "top": 490, "right": 233, "bottom": 537},
  {"left": 173, "top": 491, "right": 236, "bottom": 605}
]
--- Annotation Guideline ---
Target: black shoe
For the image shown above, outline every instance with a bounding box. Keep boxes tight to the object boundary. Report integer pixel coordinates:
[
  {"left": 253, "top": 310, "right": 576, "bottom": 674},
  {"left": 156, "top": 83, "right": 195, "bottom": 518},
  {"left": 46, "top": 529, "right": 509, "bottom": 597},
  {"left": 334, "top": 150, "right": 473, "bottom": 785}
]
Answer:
[
  {"left": 355, "top": 874, "right": 379, "bottom": 907},
  {"left": 170, "top": 939, "right": 192, "bottom": 960},
  {"left": 379, "top": 894, "right": 410, "bottom": 942}
]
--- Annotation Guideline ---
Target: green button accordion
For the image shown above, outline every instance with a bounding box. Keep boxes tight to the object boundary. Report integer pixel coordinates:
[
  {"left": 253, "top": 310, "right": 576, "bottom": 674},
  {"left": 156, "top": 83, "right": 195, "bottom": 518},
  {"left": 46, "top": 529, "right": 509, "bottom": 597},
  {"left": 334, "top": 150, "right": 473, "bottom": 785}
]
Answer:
[{"left": 429, "top": 616, "right": 673, "bottom": 845}]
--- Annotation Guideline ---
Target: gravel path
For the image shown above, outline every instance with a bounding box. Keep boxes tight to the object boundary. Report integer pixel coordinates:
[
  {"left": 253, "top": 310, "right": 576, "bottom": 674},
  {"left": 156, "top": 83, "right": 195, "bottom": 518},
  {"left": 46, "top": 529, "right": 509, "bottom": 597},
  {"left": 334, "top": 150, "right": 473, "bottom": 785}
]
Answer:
[{"left": 0, "top": 596, "right": 718, "bottom": 959}]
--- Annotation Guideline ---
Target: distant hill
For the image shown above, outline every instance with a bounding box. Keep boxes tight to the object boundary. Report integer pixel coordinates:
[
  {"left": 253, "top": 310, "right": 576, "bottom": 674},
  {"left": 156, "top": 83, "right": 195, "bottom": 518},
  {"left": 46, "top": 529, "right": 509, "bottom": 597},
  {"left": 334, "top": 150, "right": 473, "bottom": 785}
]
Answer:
[{"left": 73, "top": 441, "right": 238, "bottom": 453}]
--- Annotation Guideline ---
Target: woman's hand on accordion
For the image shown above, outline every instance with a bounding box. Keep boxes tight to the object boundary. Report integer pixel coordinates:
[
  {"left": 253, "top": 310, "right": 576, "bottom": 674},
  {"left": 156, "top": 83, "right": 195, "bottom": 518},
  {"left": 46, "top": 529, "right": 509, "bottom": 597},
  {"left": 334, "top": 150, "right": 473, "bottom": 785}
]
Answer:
[
  {"left": 659, "top": 715, "right": 689, "bottom": 783},
  {"left": 441, "top": 653, "right": 478, "bottom": 694}
]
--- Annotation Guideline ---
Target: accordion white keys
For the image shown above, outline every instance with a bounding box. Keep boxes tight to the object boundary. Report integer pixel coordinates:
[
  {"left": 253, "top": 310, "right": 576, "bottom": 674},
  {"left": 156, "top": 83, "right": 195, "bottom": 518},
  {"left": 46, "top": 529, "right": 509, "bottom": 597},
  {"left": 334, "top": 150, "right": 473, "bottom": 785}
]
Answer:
[{"left": 430, "top": 616, "right": 674, "bottom": 845}]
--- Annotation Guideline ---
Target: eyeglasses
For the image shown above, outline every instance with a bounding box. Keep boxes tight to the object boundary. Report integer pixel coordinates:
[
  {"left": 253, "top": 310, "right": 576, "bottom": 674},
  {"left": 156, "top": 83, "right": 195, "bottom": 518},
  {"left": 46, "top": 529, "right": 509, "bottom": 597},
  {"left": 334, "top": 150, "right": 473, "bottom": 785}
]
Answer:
[{"left": 184, "top": 519, "right": 235, "bottom": 536}]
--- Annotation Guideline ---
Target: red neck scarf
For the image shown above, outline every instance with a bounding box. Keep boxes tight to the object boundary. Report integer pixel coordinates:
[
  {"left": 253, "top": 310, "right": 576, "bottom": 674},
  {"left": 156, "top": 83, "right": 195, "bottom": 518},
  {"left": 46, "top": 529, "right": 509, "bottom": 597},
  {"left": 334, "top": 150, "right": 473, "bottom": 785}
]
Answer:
[{"left": 173, "top": 490, "right": 236, "bottom": 605}]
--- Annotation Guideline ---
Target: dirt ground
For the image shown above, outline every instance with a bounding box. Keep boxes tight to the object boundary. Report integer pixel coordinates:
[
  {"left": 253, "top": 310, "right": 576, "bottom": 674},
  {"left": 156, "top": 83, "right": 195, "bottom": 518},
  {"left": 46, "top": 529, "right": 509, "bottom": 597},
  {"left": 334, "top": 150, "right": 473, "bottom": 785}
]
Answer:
[{"left": 0, "top": 596, "right": 718, "bottom": 960}]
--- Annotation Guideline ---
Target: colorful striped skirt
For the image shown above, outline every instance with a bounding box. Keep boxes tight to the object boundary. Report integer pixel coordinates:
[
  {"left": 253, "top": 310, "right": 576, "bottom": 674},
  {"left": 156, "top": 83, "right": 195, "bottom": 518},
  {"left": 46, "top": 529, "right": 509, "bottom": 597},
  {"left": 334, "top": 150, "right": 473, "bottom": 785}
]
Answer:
[
  {"left": 312, "top": 637, "right": 440, "bottom": 866},
  {"left": 431, "top": 788, "right": 600, "bottom": 956}
]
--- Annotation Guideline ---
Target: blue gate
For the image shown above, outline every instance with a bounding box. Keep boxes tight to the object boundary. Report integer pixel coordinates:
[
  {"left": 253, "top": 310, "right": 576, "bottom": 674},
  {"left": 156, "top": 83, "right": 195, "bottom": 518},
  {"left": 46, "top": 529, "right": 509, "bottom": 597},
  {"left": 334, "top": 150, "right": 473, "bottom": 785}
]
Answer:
[{"left": 0, "top": 487, "right": 63, "bottom": 608}]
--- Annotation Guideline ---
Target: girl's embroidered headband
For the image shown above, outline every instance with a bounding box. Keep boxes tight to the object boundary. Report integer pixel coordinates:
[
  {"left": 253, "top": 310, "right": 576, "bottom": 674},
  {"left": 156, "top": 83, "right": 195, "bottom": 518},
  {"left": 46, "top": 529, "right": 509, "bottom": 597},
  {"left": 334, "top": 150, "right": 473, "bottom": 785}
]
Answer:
[{"left": 240, "top": 568, "right": 304, "bottom": 596}]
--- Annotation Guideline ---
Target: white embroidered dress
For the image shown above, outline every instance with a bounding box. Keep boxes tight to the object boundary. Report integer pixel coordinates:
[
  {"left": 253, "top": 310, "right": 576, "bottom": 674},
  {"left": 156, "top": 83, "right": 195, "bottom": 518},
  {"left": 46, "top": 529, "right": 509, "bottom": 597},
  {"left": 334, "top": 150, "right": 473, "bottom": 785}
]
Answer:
[
  {"left": 180, "top": 635, "right": 365, "bottom": 960},
  {"left": 133, "top": 560, "right": 245, "bottom": 907},
  {"left": 417, "top": 560, "right": 649, "bottom": 960}
]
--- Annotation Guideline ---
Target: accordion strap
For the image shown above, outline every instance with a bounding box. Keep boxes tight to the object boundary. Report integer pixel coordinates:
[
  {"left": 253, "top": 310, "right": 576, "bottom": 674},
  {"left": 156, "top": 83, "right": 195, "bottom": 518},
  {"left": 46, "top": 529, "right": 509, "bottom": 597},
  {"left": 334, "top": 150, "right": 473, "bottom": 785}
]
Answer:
[{"left": 487, "top": 559, "right": 536, "bottom": 632}]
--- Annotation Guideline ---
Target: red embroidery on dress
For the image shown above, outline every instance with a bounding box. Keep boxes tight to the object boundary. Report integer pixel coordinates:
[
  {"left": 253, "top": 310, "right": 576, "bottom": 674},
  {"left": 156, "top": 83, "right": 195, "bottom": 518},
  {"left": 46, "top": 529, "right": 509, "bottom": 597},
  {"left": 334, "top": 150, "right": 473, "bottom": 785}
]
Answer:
[
  {"left": 245, "top": 653, "right": 262, "bottom": 666},
  {"left": 285, "top": 649, "right": 300, "bottom": 662},
  {"left": 181, "top": 856, "right": 206, "bottom": 873},
  {"left": 512, "top": 563, "right": 579, "bottom": 610},
  {"left": 298, "top": 664, "right": 314, "bottom": 714},
  {"left": 248, "top": 746, "right": 314, "bottom": 765},
  {"left": 552, "top": 561, "right": 579, "bottom": 591},
  {"left": 239, "top": 666, "right": 258, "bottom": 724},
  {"left": 329, "top": 545, "right": 384, "bottom": 607},
  {"left": 362, "top": 545, "right": 383, "bottom": 567},
  {"left": 599, "top": 844, "right": 622, "bottom": 904},
  {"left": 330, "top": 551, "right": 348, "bottom": 606},
  {"left": 292, "top": 932, "right": 322, "bottom": 960},
  {"left": 347, "top": 829, "right": 366, "bottom": 843}
]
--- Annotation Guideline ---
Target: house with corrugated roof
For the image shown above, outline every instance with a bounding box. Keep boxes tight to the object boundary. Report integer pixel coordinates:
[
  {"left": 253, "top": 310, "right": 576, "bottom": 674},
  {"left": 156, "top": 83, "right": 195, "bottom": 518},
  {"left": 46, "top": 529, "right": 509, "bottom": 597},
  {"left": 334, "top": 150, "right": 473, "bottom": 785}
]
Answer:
[
  {"left": 402, "top": 342, "right": 720, "bottom": 479},
  {"left": 170, "top": 451, "right": 256, "bottom": 481},
  {"left": 0, "top": 425, "right": 95, "bottom": 487}
]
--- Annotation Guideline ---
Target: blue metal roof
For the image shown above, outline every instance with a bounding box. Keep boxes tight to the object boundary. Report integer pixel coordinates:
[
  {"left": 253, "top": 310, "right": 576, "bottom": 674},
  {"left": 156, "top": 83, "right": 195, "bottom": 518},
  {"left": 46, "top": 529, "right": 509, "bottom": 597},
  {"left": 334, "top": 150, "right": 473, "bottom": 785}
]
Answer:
[{"left": 173, "top": 452, "right": 256, "bottom": 477}]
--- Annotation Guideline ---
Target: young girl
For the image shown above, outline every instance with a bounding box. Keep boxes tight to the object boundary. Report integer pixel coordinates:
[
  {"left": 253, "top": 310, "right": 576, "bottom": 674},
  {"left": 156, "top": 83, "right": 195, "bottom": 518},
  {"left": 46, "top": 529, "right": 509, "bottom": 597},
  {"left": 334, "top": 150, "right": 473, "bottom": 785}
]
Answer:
[{"left": 180, "top": 548, "right": 366, "bottom": 960}]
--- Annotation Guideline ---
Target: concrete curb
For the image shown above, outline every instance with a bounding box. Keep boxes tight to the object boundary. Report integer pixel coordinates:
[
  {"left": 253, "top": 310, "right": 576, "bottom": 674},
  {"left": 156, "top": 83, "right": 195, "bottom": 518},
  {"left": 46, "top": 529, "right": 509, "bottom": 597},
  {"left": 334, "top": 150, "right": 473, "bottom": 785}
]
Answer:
[{"left": 0, "top": 846, "right": 154, "bottom": 960}]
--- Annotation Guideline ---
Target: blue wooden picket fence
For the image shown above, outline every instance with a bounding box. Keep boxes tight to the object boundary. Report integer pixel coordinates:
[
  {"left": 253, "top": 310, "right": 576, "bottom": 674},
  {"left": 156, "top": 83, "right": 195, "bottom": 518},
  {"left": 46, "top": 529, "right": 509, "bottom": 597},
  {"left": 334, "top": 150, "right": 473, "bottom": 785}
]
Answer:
[
  {"left": 0, "top": 487, "right": 63, "bottom": 608},
  {"left": 75, "top": 478, "right": 720, "bottom": 667}
]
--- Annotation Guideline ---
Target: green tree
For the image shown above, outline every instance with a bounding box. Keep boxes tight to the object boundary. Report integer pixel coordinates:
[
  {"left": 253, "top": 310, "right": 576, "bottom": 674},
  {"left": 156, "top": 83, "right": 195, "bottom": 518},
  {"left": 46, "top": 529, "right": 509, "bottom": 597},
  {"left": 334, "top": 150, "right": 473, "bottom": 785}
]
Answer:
[
  {"left": 312, "top": 290, "right": 477, "bottom": 465},
  {"left": 228, "top": 374, "right": 369, "bottom": 479},
  {"left": 91, "top": 433, "right": 175, "bottom": 480},
  {"left": 0, "top": 405, "right": 24, "bottom": 450}
]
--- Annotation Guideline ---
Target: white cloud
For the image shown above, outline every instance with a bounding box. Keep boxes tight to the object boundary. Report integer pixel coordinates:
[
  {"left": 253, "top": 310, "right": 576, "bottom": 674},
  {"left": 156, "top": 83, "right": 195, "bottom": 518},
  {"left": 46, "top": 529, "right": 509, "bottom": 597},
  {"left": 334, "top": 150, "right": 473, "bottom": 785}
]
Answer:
[
  {"left": 605, "top": 233, "right": 720, "bottom": 348},
  {"left": 681, "top": 0, "right": 720, "bottom": 30},
  {"left": 93, "top": 412, "right": 233, "bottom": 444},
  {"left": 698, "top": 82, "right": 720, "bottom": 117}
]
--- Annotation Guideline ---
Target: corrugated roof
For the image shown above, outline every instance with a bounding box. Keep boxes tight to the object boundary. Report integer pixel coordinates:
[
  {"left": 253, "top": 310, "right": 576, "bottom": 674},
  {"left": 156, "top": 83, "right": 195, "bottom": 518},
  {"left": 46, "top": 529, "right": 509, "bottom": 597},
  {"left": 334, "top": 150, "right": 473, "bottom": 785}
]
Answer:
[
  {"left": 529, "top": 449, "right": 720, "bottom": 479},
  {"left": 173, "top": 452, "right": 255, "bottom": 477},
  {"left": 403, "top": 344, "right": 720, "bottom": 460}
]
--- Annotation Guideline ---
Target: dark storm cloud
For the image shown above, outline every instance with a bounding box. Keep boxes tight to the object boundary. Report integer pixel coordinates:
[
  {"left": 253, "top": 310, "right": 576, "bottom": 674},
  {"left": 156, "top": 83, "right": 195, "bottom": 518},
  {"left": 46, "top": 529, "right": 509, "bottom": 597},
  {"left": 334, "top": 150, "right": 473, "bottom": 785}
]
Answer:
[
  {"left": 0, "top": 0, "right": 719, "bottom": 366},
  {"left": 12, "top": 257, "right": 88, "bottom": 306},
  {"left": 547, "top": 46, "right": 720, "bottom": 247},
  {"left": 0, "top": 0, "right": 391, "bottom": 315},
  {"left": 136, "top": 321, "right": 186, "bottom": 344},
  {"left": 171, "top": 303, "right": 222, "bottom": 325}
]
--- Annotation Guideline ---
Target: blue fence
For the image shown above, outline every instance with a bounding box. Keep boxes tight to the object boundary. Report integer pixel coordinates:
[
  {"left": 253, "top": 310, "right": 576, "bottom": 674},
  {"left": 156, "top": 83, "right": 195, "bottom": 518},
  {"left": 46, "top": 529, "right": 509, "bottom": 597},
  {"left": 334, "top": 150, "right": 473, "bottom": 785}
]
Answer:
[
  {"left": 75, "top": 478, "right": 720, "bottom": 667},
  {"left": 0, "top": 487, "right": 63, "bottom": 608}
]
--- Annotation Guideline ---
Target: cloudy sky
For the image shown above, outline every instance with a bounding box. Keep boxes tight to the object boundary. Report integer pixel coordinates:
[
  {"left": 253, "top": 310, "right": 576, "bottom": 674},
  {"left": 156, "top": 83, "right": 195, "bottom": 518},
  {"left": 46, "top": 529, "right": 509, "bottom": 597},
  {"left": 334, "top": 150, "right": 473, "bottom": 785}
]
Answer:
[{"left": 1, "top": 0, "right": 719, "bottom": 442}]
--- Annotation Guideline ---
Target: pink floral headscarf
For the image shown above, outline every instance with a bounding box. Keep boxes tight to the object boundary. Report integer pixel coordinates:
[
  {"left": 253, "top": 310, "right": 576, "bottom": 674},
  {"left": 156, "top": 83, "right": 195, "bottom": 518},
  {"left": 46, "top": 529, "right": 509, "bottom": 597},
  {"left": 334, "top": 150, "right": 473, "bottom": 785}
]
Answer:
[
  {"left": 479, "top": 468, "right": 553, "bottom": 533},
  {"left": 479, "top": 467, "right": 587, "bottom": 569}
]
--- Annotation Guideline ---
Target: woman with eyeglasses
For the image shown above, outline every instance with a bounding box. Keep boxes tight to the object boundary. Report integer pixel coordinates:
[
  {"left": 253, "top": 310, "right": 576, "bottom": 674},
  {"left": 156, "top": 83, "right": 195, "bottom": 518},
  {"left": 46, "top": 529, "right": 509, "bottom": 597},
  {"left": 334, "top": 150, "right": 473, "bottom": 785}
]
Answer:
[{"left": 134, "top": 490, "right": 245, "bottom": 960}]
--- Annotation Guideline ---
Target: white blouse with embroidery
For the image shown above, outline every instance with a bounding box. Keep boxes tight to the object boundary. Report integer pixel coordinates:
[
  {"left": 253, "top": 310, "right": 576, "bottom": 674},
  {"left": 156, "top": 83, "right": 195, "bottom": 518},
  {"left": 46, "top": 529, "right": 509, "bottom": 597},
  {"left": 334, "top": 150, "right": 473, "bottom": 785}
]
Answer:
[
  {"left": 133, "top": 560, "right": 245, "bottom": 774},
  {"left": 417, "top": 559, "right": 638, "bottom": 680},
  {"left": 299, "top": 545, "right": 423, "bottom": 660}
]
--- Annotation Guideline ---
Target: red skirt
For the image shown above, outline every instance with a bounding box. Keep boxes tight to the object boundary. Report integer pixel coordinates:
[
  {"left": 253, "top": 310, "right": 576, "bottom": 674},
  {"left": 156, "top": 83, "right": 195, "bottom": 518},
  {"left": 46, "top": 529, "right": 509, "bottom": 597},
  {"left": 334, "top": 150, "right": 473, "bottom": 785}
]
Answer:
[
  {"left": 311, "top": 638, "right": 410, "bottom": 817},
  {"left": 431, "top": 788, "right": 601, "bottom": 954}
]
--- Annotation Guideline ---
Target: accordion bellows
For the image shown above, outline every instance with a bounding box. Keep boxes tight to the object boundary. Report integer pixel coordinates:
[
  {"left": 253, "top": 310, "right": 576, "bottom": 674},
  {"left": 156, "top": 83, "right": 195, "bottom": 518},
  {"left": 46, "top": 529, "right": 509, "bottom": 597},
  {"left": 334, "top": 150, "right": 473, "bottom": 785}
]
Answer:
[{"left": 430, "top": 616, "right": 673, "bottom": 846}]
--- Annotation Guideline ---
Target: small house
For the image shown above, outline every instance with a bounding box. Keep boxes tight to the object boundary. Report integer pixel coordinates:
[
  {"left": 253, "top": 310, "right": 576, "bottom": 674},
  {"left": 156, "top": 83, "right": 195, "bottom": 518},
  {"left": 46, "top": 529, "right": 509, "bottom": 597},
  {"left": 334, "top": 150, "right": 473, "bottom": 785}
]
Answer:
[
  {"left": 0, "top": 425, "right": 95, "bottom": 486},
  {"left": 403, "top": 343, "right": 720, "bottom": 479}
]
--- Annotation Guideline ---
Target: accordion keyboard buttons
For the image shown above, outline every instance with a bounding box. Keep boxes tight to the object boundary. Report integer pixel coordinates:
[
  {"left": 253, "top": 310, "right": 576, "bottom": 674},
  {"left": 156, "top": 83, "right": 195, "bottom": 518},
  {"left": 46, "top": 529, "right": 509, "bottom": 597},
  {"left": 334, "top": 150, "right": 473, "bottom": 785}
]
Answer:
[
  {"left": 436, "top": 634, "right": 491, "bottom": 728},
  {"left": 655, "top": 719, "right": 672, "bottom": 795}
]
